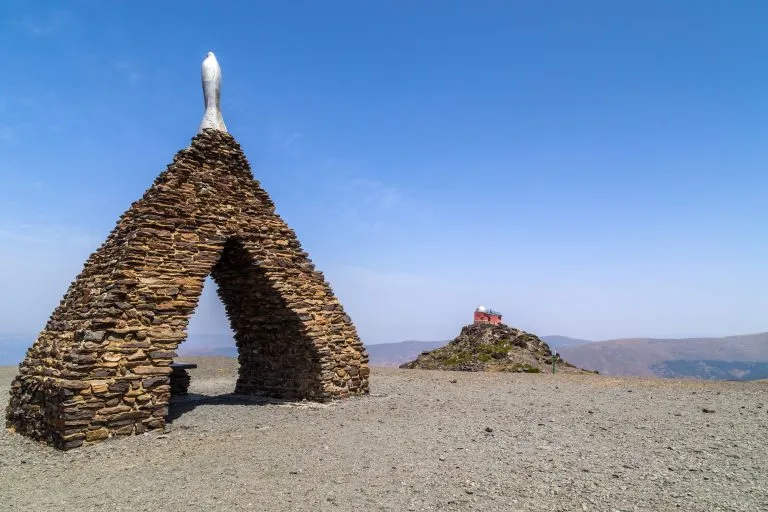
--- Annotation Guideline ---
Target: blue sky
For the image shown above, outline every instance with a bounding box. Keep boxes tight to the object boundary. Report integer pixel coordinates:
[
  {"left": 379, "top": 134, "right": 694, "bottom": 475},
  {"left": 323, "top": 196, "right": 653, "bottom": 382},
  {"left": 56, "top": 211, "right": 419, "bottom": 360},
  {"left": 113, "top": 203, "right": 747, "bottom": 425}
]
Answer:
[{"left": 1, "top": 1, "right": 767, "bottom": 360}]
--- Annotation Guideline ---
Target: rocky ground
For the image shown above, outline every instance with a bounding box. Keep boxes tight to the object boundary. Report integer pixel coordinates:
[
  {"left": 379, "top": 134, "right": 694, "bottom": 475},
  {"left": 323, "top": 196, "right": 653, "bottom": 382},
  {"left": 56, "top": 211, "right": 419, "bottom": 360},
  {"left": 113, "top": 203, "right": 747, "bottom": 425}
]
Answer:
[
  {"left": 401, "top": 322, "right": 587, "bottom": 374},
  {"left": 1, "top": 357, "right": 766, "bottom": 511}
]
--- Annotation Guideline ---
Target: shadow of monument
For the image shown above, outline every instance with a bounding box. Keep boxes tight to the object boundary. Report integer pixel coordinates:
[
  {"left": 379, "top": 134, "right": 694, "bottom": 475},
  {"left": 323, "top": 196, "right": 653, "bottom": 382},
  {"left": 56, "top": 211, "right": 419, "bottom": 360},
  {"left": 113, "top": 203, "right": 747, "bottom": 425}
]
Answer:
[
  {"left": 211, "top": 237, "right": 327, "bottom": 400},
  {"left": 166, "top": 392, "right": 298, "bottom": 423}
]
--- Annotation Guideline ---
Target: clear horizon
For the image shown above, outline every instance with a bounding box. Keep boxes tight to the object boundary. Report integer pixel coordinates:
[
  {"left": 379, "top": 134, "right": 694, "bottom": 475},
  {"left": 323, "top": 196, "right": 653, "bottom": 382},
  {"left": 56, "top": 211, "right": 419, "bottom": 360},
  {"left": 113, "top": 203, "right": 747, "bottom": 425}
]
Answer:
[{"left": 2, "top": 2, "right": 767, "bottom": 359}]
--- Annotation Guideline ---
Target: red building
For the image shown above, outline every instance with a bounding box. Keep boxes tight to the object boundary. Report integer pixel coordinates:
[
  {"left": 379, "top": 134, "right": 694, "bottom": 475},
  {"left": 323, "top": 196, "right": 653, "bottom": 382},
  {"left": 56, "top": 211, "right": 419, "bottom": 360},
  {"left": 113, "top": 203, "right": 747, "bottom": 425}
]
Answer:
[{"left": 473, "top": 305, "right": 503, "bottom": 325}]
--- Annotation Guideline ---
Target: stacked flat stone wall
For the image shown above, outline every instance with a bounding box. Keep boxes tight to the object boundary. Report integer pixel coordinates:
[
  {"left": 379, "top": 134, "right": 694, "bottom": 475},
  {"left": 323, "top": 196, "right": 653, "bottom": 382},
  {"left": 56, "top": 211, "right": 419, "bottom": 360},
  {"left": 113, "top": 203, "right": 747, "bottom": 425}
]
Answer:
[{"left": 5, "top": 129, "right": 369, "bottom": 449}]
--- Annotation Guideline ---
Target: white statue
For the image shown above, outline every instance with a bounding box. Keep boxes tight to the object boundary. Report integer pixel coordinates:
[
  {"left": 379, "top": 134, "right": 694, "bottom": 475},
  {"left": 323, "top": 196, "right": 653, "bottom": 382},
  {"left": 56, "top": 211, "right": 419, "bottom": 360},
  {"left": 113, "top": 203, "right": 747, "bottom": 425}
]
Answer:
[{"left": 198, "top": 52, "right": 227, "bottom": 133}]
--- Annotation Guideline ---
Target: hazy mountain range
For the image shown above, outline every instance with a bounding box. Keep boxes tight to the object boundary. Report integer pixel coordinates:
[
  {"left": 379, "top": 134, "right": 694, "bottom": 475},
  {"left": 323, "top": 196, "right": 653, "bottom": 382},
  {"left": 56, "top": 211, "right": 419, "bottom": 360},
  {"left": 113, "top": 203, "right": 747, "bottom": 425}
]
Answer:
[
  {"left": 0, "top": 335, "right": 32, "bottom": 368},
  {"left": 356, "top": 333, "right": 768, "bottom": 381},
  {"left": 2, "top": 331, "right": 766, "bottom": 381},
  {"left": 554, "top": 332, "right": 768, "bottom": 380}
]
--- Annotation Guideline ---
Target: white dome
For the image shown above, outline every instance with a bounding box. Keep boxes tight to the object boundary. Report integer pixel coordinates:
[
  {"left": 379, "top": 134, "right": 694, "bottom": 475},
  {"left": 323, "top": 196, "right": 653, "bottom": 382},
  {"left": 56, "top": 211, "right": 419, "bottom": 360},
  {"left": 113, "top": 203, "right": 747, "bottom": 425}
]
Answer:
[{"left": 477, "top": 305, "right": 487, "bottom": 313}]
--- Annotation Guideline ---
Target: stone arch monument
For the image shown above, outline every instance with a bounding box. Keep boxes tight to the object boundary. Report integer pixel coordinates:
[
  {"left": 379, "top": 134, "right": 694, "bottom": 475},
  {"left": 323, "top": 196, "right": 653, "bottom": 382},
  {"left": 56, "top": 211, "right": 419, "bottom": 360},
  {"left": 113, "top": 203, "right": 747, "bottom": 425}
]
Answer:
[{"left": 5, "top": 52, "right": 370, "bottom": 450}]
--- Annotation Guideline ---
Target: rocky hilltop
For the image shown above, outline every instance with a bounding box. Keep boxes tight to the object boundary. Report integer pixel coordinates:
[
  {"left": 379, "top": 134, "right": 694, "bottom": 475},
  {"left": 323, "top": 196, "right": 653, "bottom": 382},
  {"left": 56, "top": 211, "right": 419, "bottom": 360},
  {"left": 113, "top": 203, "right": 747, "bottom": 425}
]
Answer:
[{"left": 400, "top": 322, "right": 586, "bottom": 373}]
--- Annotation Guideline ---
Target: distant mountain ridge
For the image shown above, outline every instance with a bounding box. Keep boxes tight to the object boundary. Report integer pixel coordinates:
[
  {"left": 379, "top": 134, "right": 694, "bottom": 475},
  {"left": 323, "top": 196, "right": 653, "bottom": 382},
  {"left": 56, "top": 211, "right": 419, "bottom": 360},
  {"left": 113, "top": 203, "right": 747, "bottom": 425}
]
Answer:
[
  {"left": 365, "top": 340, "right": 446, "bottom": 367},
  {"left": 540, "top": 335, "right": 593, "bottom": 348},
  {"left": 2, "top": 331, "right": 767, "bottom": 380},
  {"left": 0, "top": 335, "right": 33, "bottom": 368},
  {"left": 650, "top": 360, "right": 768, "bottom": 381},
  {"left": 558, "top": 332, "right": 768, "bottom": 379},
  {"left": 364, "top": 332, "right": 768, "bottom": 381}
]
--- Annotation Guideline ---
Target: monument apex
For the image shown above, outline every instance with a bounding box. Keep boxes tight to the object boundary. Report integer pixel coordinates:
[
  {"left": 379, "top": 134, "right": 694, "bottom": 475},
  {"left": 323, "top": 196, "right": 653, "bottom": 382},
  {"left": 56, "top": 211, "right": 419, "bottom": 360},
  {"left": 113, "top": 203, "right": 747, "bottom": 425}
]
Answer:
[{"left": 198, "top": 51, "right": 227, "bottom": 133}]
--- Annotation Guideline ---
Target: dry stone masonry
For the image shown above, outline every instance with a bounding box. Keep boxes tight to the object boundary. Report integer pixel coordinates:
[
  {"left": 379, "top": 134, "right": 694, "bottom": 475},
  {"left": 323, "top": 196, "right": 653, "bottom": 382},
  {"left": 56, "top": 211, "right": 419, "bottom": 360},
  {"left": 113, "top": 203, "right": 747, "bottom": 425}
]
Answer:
[
  {"left": 5, "top": 127, "right": 370, "bottom": 450},
  {"left": 169, "top": 363, "right": 195, "bottom": 396}
]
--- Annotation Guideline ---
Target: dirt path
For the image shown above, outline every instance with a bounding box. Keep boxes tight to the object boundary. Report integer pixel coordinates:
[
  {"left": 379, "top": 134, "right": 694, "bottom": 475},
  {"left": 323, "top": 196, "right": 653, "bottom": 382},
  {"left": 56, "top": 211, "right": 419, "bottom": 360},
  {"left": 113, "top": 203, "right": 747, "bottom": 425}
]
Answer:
[{"left": 1, "top": 359, "right": 766, "bottom": 511}]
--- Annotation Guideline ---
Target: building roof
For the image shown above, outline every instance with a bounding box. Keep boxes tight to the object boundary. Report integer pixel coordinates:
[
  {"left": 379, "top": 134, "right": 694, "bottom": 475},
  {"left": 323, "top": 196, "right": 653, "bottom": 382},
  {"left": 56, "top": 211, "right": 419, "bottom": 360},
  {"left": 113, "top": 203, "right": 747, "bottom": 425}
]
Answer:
[{"left": 477, "top": 308, "right": 503, "bottom": 316}]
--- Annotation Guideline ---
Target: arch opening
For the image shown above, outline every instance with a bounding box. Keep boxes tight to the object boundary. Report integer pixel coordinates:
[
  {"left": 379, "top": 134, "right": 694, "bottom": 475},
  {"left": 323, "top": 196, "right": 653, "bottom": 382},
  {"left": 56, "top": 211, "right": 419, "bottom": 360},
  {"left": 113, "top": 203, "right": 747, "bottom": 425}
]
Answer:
[
  {"left": 208, "top": 238, "right": 323, "bottom": 399},
  {"left": 169, "top": 238, "right": 326, "bottom": 416}
]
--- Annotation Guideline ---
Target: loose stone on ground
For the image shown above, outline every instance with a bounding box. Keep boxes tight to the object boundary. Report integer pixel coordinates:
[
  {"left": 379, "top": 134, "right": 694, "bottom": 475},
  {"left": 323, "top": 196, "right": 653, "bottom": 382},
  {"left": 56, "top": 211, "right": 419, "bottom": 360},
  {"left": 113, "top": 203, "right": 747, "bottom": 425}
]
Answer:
[{"left": 1, "top": 360, "right": 766, "bottom": 512}]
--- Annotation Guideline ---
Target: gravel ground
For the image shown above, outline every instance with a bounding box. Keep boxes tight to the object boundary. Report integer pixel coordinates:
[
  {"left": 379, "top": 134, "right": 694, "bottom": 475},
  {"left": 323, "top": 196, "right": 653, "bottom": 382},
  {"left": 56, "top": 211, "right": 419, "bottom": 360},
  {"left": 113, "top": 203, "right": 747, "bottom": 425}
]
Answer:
[{"left": 1, "top": 357, "right": 766, "bottom": 512}]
